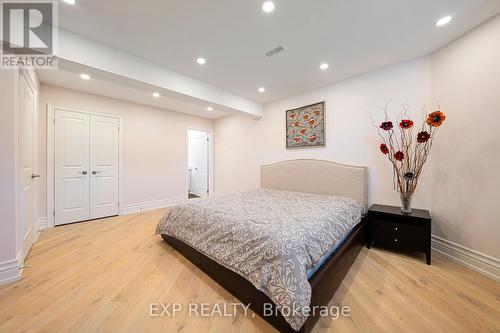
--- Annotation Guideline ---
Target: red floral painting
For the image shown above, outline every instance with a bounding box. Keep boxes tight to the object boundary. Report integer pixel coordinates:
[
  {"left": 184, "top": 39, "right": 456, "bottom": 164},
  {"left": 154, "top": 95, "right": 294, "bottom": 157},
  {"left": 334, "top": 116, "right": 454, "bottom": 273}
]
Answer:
[{"left": 286, "top": 102, "right": 325, "bottom": 149}]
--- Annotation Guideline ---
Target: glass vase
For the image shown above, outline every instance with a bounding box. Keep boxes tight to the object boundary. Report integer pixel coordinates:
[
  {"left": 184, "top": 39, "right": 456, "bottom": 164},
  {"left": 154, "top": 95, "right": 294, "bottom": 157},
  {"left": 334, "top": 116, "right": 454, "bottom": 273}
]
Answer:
[{"left": 399, "top": 192, "right": 414, "bottom": 215}]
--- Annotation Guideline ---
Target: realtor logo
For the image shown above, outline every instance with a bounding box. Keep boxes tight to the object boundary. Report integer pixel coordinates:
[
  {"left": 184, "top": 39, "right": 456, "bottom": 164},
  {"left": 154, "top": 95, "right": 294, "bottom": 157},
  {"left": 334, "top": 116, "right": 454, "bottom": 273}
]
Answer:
[{"left": 1, "top": 0, "right": 58, "bottom": 68}]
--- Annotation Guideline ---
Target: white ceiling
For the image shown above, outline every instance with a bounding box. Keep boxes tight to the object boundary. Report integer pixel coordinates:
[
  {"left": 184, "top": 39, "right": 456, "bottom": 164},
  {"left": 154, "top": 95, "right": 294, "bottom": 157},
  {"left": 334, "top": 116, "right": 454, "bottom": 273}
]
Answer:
[
  {"left": 37, "top": 61, "right": 228, "bottom": 119},
  {"left": 57, "top": 0, "right": 500, "bottom": 104}
]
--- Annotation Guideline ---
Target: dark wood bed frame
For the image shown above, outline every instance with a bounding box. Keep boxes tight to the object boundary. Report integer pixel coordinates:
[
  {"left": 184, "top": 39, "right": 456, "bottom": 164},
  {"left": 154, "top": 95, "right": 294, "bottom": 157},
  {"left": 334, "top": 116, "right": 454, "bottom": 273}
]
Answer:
[{"left": 161, "top": 217, "right": 367, "bottom": 333}]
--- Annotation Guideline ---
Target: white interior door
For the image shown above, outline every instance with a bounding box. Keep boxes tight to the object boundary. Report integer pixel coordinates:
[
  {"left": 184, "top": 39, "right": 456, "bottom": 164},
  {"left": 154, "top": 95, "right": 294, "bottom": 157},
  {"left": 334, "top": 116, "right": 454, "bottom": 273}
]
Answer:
[
  {"left": 188, "top": 130, "right": 209, "bottom": 198},
  {"left": 55, "top": 110, "right": 90, "bottom": 225},
  {"left": 90, "top": 115, "right": 119, "bottom": 219},
  {"left": 21, "top": 74, "right": 37, "bottom": 256}
]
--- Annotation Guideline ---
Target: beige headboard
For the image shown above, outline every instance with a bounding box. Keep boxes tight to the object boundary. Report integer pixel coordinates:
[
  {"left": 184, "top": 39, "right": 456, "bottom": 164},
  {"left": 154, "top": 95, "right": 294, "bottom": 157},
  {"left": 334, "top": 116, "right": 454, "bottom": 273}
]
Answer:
[{"left": 261, "top": 159, "right": 368, "bottom": 207}]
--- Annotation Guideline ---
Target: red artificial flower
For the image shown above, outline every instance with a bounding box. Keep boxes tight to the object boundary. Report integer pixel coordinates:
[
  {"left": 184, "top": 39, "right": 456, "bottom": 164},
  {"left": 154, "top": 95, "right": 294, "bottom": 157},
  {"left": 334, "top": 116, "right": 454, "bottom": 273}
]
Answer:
[
  {"left": 303, "top": 114, "right": 310, "bottom": 120},
  {"left": 394, "top": 151, "right": 404, "bottom": 161},
  {"left": 308, "top": 135, "right": 317, "bottom": 142},
  {"left": 417, "top": 131, "right": 431, "bottom": 143},
  {"left": 289, "top": 113, "right": 296, "bottom": 119},
  {"left": 309, "top": 119, "right": 315, "bottom": 126},
  {"left": 293, "top": 137, "right": 301, "bottom": 142},
  {"left": 294, "top": 121, "right": 300, "bottom": 127},
  {"left": 426, "top": 111, "right": 446, "bottom": 127},
  {"left": 380, "top": 143, "right": 389, "bottom": 155},
  {"left": 314, "top": 110, "right": 320, "bottom": 116},
  {"left": 399, "top": 119, "right": 414, "bottom": 129},
  {"left": 380, "top": 121, "right": 393, "bottom": 131}
]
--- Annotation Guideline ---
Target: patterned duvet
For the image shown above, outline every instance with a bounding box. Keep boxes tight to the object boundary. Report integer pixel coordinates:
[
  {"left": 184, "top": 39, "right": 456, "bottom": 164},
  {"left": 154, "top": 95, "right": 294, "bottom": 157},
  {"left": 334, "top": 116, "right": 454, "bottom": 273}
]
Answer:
[{"left": 155, "top": 189, "right": 365, "bottom": 330}]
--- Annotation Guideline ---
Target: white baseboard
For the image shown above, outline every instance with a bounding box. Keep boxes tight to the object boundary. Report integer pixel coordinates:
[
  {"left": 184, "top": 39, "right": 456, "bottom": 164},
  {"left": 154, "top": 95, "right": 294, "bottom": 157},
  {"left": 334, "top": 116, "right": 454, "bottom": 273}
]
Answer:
[
  {"left": 38, "top": 217, "right": 48, "bottom": 231},
  {"left": 0, "top": 252, "right": 21, "bottom": 285},
  {"left": 432, "top": 235, "right": 499, "bottom": 282},
  {"left": 120, "top": 197, "right": 185, "bottom": 215}
]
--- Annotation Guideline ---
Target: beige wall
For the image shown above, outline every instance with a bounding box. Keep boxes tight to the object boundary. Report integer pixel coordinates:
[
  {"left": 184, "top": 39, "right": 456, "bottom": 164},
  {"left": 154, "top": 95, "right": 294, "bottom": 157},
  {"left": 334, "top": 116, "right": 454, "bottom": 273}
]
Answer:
[
  {"left": 0, "top": 69, "right": 19, "bottom": 263},
  {"left": 430, "top": 15, "right": 500, "bottom": 258},
  {"left": 214, "top": 16, "right": 500, "bottom": 260},
  {"left": 38, "top": 84, "right": 214, "bottom": 218},
  {"left": 214, "top": 58, "right": 433, "bottom": 210}
]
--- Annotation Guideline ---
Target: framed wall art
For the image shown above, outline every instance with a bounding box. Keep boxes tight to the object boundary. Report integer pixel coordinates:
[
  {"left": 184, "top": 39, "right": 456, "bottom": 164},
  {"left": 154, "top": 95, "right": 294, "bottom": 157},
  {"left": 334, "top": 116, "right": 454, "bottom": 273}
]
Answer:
[{"left": 286, "top": 101, "right": 325, "bottom": 149}]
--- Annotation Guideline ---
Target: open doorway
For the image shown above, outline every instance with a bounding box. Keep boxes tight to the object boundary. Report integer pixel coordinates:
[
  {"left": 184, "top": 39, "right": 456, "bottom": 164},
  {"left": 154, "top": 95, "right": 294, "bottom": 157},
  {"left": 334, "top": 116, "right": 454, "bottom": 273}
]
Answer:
[{"left": 187, "top": 129, "right": 210, "bottom": 199}]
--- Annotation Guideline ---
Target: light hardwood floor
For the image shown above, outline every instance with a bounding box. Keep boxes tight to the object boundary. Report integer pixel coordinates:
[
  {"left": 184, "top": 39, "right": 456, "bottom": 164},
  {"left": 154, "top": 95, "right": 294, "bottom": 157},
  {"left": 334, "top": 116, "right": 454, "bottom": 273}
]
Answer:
[{"left": 1, "top": 209, "right": 499, "bottom": 333}]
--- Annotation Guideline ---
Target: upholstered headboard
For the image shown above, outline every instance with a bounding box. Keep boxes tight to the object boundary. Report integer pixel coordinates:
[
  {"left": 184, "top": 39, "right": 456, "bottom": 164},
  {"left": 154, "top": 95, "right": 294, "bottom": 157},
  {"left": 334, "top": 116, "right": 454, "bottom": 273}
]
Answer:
[{"left": 261, "top": 159, "right": 368, "bottom": 207}]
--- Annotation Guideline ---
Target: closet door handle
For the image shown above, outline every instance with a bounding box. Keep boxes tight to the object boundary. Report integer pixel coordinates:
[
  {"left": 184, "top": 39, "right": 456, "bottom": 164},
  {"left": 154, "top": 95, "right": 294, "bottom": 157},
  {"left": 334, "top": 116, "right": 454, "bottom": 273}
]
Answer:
[
  {"left": 78, "top": 171, "right": 88, "bottom": 175},
  {"left": 92, "top": 171, "right": 101, "bottom": 175}
]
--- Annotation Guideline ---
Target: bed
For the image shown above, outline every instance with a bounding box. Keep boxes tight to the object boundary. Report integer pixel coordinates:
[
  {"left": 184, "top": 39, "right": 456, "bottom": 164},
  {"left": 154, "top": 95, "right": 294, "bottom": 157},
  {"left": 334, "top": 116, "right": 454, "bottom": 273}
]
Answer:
[{"left": 156, "top": 159, "right": 368, "bottom": 332}]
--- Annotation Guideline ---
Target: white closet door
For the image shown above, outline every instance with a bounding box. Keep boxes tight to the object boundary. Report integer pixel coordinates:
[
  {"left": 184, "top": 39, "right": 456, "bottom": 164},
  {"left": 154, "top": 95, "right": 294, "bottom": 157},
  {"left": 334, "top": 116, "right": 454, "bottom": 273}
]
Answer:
[
  {"left": 89, "top": 115, "right": 119, "bottom": 219},
  {"left": 55, "top": 110, "right": 90, "bottom": 225}
]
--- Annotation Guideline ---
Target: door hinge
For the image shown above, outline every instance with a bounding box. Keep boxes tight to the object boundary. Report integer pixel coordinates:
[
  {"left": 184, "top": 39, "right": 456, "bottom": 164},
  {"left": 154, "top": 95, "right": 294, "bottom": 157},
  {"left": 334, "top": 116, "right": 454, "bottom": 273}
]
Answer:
[{"left": 53, "top": 210, "right": 55, "bottom": 216}]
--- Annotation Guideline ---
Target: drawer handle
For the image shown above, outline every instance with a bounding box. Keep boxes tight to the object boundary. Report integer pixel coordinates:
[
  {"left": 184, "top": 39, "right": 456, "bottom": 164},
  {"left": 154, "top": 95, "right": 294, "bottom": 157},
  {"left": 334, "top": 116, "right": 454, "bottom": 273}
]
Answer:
[
  {"left": 394, "top": 227, "right": 398, "bottom": 231},
  {"left": 394, "top": 238, "right": 398, "bottom": 242}
]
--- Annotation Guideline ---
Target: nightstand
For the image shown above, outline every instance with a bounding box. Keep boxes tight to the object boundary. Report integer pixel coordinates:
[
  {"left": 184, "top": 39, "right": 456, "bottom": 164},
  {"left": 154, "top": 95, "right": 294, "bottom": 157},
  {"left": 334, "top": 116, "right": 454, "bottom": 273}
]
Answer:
[{"left": 367, "top": 204, "right": 432, "bottom": 265}]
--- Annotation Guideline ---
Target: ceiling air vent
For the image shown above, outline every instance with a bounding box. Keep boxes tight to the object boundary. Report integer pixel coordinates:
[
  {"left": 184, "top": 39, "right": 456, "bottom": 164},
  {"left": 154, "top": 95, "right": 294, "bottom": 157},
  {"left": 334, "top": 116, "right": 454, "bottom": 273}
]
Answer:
[{"left": 265, "top": 46, "right": 285, "bottom": 57}]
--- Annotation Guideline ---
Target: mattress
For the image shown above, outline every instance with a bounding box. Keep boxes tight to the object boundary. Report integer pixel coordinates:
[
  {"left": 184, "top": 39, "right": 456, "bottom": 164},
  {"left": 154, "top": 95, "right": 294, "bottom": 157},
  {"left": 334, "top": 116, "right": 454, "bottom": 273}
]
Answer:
[
  {"left": 156, "top": 189, "right": 365, "bottom": 330},
  {"left": 306, "top": 225, "right": 357, "bottom": 278}
]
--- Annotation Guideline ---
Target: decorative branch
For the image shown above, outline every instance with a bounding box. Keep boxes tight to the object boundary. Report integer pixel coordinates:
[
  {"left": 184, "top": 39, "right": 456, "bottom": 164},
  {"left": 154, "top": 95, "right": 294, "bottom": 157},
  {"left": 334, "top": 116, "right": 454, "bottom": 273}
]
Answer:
[{"left": 369, "top": 103, "right": 446, "bottom": 195}]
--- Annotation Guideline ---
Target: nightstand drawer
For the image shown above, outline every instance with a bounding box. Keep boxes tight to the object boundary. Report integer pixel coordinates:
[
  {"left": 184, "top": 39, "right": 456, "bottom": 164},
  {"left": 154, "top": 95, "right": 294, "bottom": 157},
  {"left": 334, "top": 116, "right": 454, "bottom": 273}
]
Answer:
[
  {"left": 370, "top": 219, "right": 427, "bottom": 236},
  {"left": 372, "top": 229, "right": 429, "bottom": 251},
  {"left": 370, "top": 219, "right": 429, "bottom": 251}
]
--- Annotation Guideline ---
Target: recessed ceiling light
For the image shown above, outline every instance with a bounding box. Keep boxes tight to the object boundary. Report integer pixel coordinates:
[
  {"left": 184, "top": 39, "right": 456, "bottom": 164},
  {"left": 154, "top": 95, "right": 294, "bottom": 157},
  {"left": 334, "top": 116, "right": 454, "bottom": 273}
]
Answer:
[
  {"left": 152, "top": 92, "right": 160, "bottom": 98},
  {"left": 196, "top": 57, "right": 206, "bottom": 65},
  {"left": 320, "top": 63, "right": 329, "bottom": 70},
  {"left": 258, "top": 87, "right": 266, "bottom": 93},
  {"left": 206, "top": 106, "right": 213, "bottom": 111},
  {"left": 262, "top": 1, "right": 275, "bottom": 13},
  {"left": 80, "top": 73, "right": 90, "bottom": 80},
  {"left": 436, "top": 16, "right": 452, "bottom": 27},
  {"left": 63, "top": 0, "right": 75, "bottom": 4}
]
